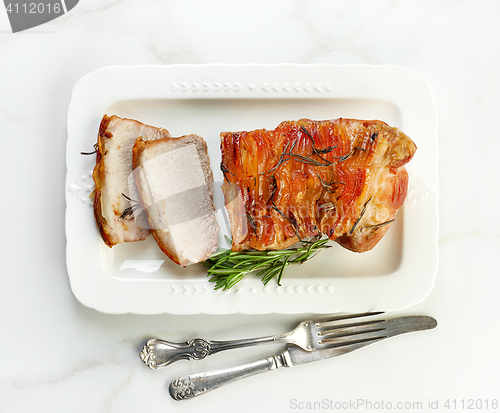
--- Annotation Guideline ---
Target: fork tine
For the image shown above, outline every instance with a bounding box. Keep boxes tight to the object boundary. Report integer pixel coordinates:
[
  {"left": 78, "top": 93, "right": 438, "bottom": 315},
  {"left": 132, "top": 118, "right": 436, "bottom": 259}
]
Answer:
[
  {"left": 317, "top": 319, "right": 386, "bottom": 336},
  {"left": 315, "top": 317, "right": 389, "bottom": 347},
  {"left": 319, "top": 334, "right": 388, "bottom": 349},
  {"left": 319, "top": 326, "right": 386, "bottom": 341},
  {"left": 312, "top": 311, "right": 385, "bottom": 326}
]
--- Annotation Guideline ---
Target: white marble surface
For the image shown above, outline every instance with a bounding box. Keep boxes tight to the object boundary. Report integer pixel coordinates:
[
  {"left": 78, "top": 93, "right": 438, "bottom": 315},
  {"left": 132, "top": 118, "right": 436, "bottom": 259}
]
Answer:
[{"left": 1, "top": 1, "right": 499, "bottom": 412}]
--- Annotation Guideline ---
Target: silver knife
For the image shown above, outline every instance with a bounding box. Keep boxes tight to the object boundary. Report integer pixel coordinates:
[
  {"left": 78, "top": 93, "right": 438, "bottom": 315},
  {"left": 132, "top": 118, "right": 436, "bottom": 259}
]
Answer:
[{"left": 169, "top": 315, "right": 437, "bottom": 401}]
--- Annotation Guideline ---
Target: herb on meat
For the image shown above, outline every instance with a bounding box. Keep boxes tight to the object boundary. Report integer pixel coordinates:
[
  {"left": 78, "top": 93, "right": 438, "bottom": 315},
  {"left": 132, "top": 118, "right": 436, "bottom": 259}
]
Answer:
[
  {"left": 349, "top": 197, "right": 372, "bottom": 234},
  {"left": 119, "top": 193, "right": 142, "bottom": 219},
  {"left": 362, "top": 219, "right": 395, "bottom": 231},
  {"left": 81, "top": 143, "right": 98, "bottom": 155},
  {"left": 220, "top": 162, "right": 235, "bottom": 180}
]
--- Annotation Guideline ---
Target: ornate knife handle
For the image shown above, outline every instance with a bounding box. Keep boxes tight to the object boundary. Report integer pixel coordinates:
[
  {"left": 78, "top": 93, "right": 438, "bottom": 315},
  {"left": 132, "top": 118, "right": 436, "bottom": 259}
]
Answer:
[
  {"left": 169, "top": 352, "right": 289, "bottom": 401},
  {"left": 140, "top": 336, "right": 283, "bottom": 369}
]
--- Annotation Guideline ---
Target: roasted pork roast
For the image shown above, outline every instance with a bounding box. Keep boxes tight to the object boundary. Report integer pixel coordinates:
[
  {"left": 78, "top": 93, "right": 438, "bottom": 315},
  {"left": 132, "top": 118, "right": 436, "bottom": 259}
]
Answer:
[{"left": 220, "top": 118, "right": 416, "bottom": 253}]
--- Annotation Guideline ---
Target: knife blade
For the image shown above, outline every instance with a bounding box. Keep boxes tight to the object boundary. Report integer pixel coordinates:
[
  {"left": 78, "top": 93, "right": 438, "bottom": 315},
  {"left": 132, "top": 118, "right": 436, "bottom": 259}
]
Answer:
[{"left": 169, "top": 315, "right": 437, "bottom": 401}]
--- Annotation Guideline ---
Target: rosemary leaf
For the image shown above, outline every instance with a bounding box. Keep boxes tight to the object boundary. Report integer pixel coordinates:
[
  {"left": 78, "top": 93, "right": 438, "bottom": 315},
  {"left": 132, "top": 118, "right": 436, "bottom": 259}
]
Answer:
[
  {"left": 81, "top": 143, "right": 98, "bottom": 155},
  {"left": 262, "top": 266, "right": 283, "bottom": 285},
  {"left": 225, "top": 273, "right": 246, "bottom": 289},
  {"left": 276, "top": 255, "right": 290, "bottom": 285},
  {"left": 209, "top": 267, "right": 242, "bottom": 275},
  {"left": 350, "top": 197, "right": 372, "bottom": 235},
  {"left": 362, "top": 219, "right": 395, "bottom": 230}
]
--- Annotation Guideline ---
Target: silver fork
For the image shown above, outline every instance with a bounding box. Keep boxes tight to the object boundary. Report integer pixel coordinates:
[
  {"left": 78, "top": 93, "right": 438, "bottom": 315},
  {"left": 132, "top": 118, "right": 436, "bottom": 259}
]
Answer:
[{"left": 140, "top": 311, "right": 385, "bottom": 369}]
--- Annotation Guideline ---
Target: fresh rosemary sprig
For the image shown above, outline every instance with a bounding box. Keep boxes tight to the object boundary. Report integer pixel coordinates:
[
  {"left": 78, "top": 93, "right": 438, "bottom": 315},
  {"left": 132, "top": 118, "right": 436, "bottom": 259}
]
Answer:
[{"left": 202, "top": 237, "right": 331, "bottom": 291}]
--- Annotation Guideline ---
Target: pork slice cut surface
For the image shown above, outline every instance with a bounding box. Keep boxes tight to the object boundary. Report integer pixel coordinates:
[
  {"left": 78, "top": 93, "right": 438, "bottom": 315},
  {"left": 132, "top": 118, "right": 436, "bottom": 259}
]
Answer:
[{"left": 133, "top": 134, "right": 219, "bottom": 267}]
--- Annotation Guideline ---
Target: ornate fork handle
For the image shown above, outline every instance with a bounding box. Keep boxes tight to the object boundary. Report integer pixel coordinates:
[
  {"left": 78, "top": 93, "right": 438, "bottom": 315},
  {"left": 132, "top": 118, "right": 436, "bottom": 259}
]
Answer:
[{"left": 140, "top": 335, "right": 287, "bottom": 369}]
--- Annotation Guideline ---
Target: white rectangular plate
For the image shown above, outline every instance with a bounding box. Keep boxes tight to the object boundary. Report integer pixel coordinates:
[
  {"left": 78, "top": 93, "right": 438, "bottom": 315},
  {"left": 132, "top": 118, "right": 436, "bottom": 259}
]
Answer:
[{"left": 65, "top": 64, "right": 439, "bottom": 315}]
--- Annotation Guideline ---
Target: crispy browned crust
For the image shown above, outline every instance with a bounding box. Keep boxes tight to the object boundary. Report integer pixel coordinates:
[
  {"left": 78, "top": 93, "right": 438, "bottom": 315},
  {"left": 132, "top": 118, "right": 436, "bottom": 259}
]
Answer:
[
  {"left": 92, "top": 115, "right": 114, "bottom": 247},
  {"left": 221, "top": 118, "right": 417, "bottom": 253},
  {"left": 131, "top": 136, "right": 147, "bottom": 171},
  {"left": 335, "top": 167, "right": 409, "bottom": 252}
]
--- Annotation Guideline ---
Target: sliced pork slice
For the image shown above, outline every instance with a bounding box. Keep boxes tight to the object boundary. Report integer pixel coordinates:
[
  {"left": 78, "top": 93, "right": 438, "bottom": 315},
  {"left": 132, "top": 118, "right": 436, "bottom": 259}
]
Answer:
[
  {"left": 132, "top": 134, "right": 219, "bottom": 267},
  {"left": 220, "top": 118, "right": 417, "bottom": 253},
  {"left": 92, "top": 115, "right": 171, "bottom": 247}
]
